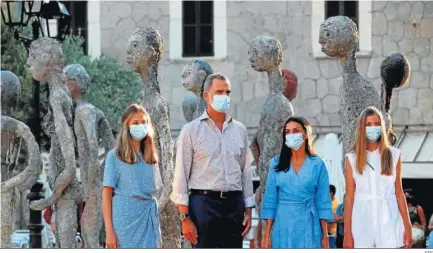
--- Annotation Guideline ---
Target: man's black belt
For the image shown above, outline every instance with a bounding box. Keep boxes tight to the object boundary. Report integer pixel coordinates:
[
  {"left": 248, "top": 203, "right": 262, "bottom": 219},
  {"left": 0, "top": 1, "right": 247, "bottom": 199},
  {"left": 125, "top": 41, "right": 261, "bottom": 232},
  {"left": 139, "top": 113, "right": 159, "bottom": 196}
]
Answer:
[{"left": 190, "top": 189, "right": 242, "bottom": 199}]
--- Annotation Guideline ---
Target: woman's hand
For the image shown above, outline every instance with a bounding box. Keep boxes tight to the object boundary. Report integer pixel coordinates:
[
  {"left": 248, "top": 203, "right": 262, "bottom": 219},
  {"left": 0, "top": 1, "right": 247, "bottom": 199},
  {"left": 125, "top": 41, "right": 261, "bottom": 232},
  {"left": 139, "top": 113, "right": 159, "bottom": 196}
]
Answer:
[
  {"left": 321, "top": 235, "right": 329, "bottom": 248},
  {"left": 343, "top": 233, "right": 354, "bottom": 248},
  {"left": 106, "top": 230, "right": 119, "bottom": 248},
  {"left": 261, "top": 232, "right": 271, "bottom": 248},
  {"left": 403, "top": 228, "right": 413, "bottom": 248},
  {"left": 181, "top": 218, "right": 198, "bottom": 245}
]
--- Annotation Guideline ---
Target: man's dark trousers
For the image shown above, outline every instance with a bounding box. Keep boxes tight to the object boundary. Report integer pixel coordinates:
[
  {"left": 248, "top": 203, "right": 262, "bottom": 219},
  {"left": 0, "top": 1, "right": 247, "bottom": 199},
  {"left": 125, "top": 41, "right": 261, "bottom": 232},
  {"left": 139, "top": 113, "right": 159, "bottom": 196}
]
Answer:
[{"left": 189, "top": 190, "right": 245, "bottom": 248}]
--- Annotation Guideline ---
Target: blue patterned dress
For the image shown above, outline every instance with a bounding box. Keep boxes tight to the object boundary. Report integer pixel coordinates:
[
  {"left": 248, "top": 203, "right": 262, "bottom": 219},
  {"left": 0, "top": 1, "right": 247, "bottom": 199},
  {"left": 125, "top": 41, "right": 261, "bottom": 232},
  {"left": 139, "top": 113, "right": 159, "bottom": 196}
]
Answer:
[
  {"left": 103, "top": 149, "right": 161, "bottom": 248},
  {"left": 261, "top": 155, "right": 333, "bottom": 248}
]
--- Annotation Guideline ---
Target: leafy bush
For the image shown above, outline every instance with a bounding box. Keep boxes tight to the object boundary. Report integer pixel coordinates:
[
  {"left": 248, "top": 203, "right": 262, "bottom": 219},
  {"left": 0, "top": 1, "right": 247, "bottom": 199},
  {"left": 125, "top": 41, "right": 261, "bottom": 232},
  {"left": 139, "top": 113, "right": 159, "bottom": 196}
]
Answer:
[{"left": 1, "top": 30, "right": 142, "bottom": 140}]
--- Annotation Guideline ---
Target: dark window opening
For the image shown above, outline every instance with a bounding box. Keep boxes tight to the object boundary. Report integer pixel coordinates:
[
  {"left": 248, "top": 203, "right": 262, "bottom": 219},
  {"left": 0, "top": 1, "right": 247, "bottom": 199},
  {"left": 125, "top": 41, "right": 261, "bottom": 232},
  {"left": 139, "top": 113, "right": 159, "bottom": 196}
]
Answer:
[
  {"left": 325, "top": 1, "right": 359, "bottom": 51},
  {"left": 182, "top": 1, "right": 214, "bottom": 57},
  {"left": 325, "top": 1, "right": 358, "bottom": 27},
  {"left": 61, "top": 1, "right": 88, "bottom": 54}
]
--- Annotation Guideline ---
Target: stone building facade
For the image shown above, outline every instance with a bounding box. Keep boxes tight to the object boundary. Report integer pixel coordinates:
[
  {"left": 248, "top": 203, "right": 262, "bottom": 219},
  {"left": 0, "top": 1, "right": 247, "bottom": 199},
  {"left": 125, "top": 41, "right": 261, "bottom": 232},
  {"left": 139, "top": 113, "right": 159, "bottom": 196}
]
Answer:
[
  {"left": 92, "top": 1, "right": 433, "bottom": 129},
  {"left": 92, "top": 0, "right": 433, "bottom": 130}
]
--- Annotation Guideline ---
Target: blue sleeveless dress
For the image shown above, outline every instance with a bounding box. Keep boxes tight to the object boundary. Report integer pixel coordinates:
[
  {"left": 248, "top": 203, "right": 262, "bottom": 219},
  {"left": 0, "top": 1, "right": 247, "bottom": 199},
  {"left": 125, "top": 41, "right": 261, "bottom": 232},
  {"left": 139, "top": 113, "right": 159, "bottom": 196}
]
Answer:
[{"left": 103, "top": 149, "right": 161, "bottom": 248}]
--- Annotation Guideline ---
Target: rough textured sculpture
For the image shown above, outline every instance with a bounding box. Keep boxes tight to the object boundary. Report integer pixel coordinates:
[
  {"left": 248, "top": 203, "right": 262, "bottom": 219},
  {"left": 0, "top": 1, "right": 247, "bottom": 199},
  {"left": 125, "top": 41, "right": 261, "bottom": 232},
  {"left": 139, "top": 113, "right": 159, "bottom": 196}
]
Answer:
[
  {"left": 27, "top": 37, "right": 80, "bottom": 248},
  {"left": 248, "top": 36, "right": 294, "bottom": 195},
  {"left": 319, "top": 16, "right": 381, "bottom": 155},
  {"left": 380, "top": 53, "right": 410, "bottom": 145},
  {"left": 281, "top": 69, "right": 298, "bottom": 102},
  {"left": 126, "top": 26, "right": 180, "bottom": 248},
  {"left": 64, "top": 64, "right": 115, "bottom": 248},
  {"left": 1, "top": 71, "right": 41, "bottom": 248},
  {"left": 247, "top": 36, "right": 295, "bottom": 248},
  {"left": 180, "top": 60, "right": 214, "bottom": 122}
]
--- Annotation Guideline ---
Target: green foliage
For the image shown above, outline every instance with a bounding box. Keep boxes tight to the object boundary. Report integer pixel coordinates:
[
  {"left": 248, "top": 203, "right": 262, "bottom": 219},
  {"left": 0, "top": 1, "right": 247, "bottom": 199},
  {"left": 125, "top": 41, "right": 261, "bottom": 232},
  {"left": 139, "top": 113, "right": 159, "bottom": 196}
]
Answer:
[
  {"left": 1, "top": 30, "right": 142, "bottom": 136},
  {"left": 1, "top": 25, "right": 33, "bottom": 123}
]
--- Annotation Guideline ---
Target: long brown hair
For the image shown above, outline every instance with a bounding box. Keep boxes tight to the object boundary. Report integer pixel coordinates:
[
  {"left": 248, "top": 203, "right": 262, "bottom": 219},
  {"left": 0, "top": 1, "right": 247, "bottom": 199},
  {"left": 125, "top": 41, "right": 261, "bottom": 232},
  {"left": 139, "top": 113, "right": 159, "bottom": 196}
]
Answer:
[
  {"left": 115, "top": 104, "right": 158, "bottom": 164},
  {"left": 352, "top": 106, "right": 393, "bottom": 175},
  {"left": 276, "top": 116, "right": 316, "bottom": 172}
]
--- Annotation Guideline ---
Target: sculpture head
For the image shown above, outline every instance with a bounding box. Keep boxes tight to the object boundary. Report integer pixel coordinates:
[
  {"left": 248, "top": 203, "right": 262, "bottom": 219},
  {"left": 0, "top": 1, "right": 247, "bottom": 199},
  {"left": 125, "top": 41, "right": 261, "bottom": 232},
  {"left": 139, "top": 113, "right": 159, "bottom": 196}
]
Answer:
[
  {"left": 203, "top": 73, "right": 232, "bottom": 114},
  {"left": 63, "top": 64, "right": 90, "bottom": 99},
  {"left": 27, "top": 37, "right": 65, "bottom": 81},
  {"left": 281, "top": 69, "right": 298, "bottom": 101},
  {"left": 319, "top": 16, "right": 359, "bottom": 60},
  {"left": 380, "top": 53, "right": 410, "bottom": 113},
  {"left": 126, "top": 26, "right": 164, "bottom": 74},
  {"left": 248, "top": 36, "right": 282, "bottom": 72},
  {"left": 116, "top": 104, "right": 158, "bottom": 164},
  {"left": 1, "top": 70, "right": 21, "bottom": 115},
  {"left": 181, "top": 60, "right": 213, "bottom": 94},
  {"left": 380, "top": 53, "right": 410, "bottom": 90}
]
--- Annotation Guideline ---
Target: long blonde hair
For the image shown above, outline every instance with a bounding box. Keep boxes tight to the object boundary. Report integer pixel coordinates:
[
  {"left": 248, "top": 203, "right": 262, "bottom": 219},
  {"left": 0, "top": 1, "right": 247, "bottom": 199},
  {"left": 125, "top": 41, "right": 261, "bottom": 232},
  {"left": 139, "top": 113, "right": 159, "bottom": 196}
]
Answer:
[
  {"left": 352, "top": 106, "right": 393, "bottom": 175},
  {"left": 115, "top": 104, "right": 158, "bottom": 164}
]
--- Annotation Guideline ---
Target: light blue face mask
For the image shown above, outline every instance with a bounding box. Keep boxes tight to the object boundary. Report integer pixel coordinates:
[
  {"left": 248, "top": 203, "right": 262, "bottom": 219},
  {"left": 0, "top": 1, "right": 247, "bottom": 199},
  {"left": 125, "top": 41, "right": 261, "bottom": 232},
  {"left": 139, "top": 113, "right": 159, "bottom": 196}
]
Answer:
[
  {"left": 285, "top": 133, "right": 304, "bottom": 150},
  {"left": 366, "top": 126, "right": 381, "bottom": 142},
  {"left": 129, "top": 124, "right": 149, "bottom": 141},
  {"left": 211, "top": 95, "right": 231, "bottom": 113}
]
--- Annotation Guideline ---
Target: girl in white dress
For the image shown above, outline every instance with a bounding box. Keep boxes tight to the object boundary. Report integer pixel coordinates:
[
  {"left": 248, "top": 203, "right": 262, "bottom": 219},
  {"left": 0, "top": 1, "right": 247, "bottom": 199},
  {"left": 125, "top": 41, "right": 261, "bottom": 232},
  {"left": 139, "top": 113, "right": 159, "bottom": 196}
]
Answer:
[{"left": 343, "top": 106, "right": 413, "bottom": 248}]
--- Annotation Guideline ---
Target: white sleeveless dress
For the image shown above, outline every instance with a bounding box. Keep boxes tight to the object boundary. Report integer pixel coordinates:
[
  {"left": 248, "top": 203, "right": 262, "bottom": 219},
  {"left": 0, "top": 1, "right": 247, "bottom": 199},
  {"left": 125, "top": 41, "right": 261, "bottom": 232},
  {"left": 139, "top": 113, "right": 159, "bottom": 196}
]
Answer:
[{"left": 346, "top": 146, "right": 405, "bottom": 248}]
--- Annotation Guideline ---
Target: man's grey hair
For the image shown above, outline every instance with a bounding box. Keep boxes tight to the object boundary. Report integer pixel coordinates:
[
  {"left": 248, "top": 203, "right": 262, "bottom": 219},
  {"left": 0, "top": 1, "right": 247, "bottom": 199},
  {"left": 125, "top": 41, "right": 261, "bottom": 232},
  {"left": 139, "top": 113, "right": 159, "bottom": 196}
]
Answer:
[
  {"left": 203, "top": 73, "right": 229, "bottom": 91},
  {"left": 63, "top": 64, "right": 90, "bottom": 95}
]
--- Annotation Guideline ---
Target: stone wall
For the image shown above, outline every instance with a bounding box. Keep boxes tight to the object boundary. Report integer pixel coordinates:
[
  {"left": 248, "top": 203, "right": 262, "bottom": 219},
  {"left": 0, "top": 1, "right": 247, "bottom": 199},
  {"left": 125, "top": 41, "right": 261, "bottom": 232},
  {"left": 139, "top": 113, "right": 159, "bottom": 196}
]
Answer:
[{"left": 100, "top": 1, "right": 433, "bottom": 130}]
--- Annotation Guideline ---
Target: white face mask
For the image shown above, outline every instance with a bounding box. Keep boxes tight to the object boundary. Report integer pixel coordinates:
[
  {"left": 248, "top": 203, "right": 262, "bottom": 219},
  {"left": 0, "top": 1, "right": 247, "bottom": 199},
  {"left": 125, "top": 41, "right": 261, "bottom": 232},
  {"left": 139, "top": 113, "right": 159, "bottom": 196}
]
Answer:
[
  {"left": 285, "top": 133, "right": 304, "bottom": 150},
  {"left": 129, "top": 124, "right": 149, "bottom": 141},
  {"left": 210, "top": 95, "right": 231, "bottom": 113},
  {"left": 365, "top": 126, "right": 381, "bottom": 142}
]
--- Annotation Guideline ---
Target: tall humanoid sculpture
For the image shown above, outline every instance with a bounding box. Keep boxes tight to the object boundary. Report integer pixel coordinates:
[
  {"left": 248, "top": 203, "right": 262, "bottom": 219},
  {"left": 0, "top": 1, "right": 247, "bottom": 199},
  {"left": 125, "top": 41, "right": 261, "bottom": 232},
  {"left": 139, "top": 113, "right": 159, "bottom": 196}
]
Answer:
[
  {"left": 63, "top": 64, "right": 115, "bottom": 248},
  {"left": 1, "top": 71, "right": 41, "bottom": 248},
  {"left": 27, "top": 37, "right": 80, "bottom": 248},
  {"left": 180, "top": 60, "right": 214, "bottom": 122},
  {"left": 126, "top": 26, "right": 180, "bottom": 248},
  {"left": 380, "top": 53, "right": 410, "bottom": 145},
  {"left": 248, "top": 36, "right": 294, "bottom": 196},
  {"left": 251, "top": 67, "right": 297, "bottom": 248},
  {"left": 319, "top": 16, "right": 381, "bottom": 155}
]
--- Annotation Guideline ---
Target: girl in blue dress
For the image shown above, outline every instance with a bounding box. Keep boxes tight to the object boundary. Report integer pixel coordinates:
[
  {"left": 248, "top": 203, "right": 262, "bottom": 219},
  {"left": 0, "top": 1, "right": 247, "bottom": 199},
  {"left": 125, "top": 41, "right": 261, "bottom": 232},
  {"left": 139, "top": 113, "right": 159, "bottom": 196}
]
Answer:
[
  {"left": 102, "top": 104, "right": 163, "bottom": 248},
  {"left": 261, "top": 116, "right": 333, "bottom": 248}
]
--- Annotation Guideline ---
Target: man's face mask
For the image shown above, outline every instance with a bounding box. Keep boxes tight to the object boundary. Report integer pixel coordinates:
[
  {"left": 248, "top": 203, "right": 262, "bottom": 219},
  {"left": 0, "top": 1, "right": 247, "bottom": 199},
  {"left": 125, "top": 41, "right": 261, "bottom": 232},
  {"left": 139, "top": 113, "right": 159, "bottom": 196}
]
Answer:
[{"left": 210, "top": 94, "right": 231, "bottom": 113}]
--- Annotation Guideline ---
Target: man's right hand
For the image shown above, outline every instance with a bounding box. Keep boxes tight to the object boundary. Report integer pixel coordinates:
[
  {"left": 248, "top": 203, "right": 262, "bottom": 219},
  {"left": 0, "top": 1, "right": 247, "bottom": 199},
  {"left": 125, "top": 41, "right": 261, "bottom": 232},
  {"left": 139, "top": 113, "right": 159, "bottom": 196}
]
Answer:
[{"left": 181, "top": 218, "right": 198, "bottom": 245}]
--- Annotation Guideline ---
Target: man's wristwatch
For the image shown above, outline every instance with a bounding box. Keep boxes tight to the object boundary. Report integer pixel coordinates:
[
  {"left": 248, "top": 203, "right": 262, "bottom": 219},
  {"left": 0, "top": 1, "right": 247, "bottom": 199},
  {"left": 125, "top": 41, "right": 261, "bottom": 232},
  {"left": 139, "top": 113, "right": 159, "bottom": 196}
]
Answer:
[{"left": 180, "top": 213, "right": 189, "bottom": 221}]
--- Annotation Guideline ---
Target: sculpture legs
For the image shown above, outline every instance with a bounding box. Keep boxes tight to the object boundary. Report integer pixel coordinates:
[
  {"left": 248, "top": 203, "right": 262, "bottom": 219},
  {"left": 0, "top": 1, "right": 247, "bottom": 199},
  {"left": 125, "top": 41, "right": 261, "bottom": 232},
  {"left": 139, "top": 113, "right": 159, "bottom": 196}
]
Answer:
[
  {"left": 81, "top": 187, "right": 103, "bottom": 248},
  {"left": 54, "top": 194, "right": 78, "bottom": 248},
  {"left": 160, "top": 202, "right": 181, "bottom": 248},
  {"left": 0, "top": 189, "right": 18, "bottom": 248}
]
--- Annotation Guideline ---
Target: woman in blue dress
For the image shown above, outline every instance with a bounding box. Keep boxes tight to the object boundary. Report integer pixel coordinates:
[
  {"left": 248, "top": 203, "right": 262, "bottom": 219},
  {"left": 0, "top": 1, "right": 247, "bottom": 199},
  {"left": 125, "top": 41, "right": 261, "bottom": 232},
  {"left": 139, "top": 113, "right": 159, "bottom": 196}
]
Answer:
[
  {"left": 261, "top": 116, "right": 333, "bottom": 248},
  {"left": 102, "top": 104, "right": 163, "bottom": 248}
]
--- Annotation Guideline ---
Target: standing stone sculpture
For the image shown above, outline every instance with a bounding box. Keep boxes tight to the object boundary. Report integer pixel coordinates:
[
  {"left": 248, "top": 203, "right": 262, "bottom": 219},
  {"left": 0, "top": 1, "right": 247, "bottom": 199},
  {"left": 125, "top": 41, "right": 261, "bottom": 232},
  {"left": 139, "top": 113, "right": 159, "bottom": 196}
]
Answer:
[
  {"left": 180, "top": 60, "right": 214, "bottom": 122},
  {"left": 319, "top": 16, "right": 381, "bottom": 155},
  {"left": 248, "top": 36, "right": 294, "bottom": 196},
  {"left": 250, "top": 66, "right": 297, "bottom": 248},
  {"left": 1, "top": 71, "right": 42, "bottom": 248},
  {"left": 63, "top": 64, "right": 115, "bottom": 248},
  {"left": 126, "top": 26, "right": 180, "bottom": 248},
  {"left": 380, "top": 53, "right": 411, "bottom": 145},
  {"left": 26, "top": 37, "right": 80, "bottom": 248}
]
